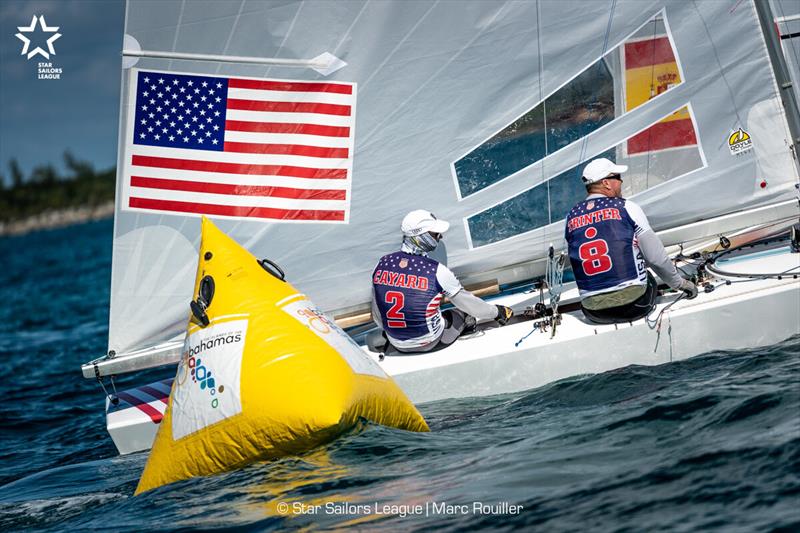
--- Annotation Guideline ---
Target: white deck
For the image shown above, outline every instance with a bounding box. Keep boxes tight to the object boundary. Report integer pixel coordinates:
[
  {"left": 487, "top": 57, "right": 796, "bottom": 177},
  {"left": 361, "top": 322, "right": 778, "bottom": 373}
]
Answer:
[
  {"left": 106, "top": 246, "right": 800, "bottom": 454},
  {"left": 375, "top": 246, "right": 799, "bottom": 403}
]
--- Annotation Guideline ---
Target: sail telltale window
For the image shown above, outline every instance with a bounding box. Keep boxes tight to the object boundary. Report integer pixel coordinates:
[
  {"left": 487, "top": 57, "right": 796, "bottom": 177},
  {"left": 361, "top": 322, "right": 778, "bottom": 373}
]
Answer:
[{"left": 452, "top": 13, "right": 684, "bottom": 200}]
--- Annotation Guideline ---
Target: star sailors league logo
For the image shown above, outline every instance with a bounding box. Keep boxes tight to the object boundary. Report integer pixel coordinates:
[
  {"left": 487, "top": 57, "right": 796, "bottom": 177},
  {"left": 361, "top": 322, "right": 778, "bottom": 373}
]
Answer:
[{"left": 15, "top": 15, "right": 63, "bottom": 80}]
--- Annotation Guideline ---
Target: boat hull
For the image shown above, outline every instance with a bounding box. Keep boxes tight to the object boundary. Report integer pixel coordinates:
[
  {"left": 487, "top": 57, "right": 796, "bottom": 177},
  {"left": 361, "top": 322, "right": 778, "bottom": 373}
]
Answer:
[
  {"left": 106, "top": 246, "right": 800, "bottom": 454},
  {"left": 380, "top": 278, "right": 799, "bottom": 404}
]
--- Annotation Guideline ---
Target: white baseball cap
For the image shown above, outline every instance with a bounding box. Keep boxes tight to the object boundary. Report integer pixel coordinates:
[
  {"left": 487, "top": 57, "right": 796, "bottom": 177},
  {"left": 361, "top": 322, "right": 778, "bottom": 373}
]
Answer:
[
  {"left": 581, "top": 158, "right": 628, "bottom": 184},
  {"left": 401, "top": 210, "right": 450, "bottom": 236}
]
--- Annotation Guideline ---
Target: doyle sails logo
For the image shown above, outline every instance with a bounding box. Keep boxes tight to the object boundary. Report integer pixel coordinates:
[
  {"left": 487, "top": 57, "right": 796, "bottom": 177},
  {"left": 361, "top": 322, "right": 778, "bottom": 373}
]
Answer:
[
  {"left": 728, "top": 127, "right": 752, "bottom": 156},
  {"left": 14, "top": 15, "right": 63, "bottom": 79}
]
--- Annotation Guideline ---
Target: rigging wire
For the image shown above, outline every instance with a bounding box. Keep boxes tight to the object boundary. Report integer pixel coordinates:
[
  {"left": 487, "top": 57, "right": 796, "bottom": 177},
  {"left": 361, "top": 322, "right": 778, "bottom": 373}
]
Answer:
[
  {"left": 515, "top": 245, "right": 566, "bottom": 346},
  {"left": 536, "top": 0, "right": 551, "bottom": 248},
  {"left": 546, "top": 245, "right": 567, "bottom": 312},
  {"left": 690, "top": 0, "right": 746, "bottom": 129},
  {"left": 643, "top": 16, "right": 661, "bottom": 190},
  {"left": 546, "top": 246, "right": 567, "bottom": 338},
  {"left": 577, "top": 0, "right": 618, "bottom": 166}
]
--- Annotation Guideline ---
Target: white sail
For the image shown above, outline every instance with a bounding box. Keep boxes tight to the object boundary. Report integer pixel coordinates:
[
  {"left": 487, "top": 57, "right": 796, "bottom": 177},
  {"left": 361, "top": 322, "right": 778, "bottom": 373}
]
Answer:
[{"left": 106, "top": 0, "right": 799, "bottom": 358}]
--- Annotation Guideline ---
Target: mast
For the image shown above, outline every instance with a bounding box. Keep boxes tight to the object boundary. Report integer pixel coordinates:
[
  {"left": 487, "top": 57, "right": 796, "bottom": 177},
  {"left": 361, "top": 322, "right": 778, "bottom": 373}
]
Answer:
[{"left": 754, "top": 0, "right": 800, "bottom": 176}]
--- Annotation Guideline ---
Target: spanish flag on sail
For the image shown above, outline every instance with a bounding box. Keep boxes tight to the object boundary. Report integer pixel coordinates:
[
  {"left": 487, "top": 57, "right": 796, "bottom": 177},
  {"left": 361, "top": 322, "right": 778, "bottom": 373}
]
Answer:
[{"left": 624, "top": 35, "right": 697, "bottom": 154}]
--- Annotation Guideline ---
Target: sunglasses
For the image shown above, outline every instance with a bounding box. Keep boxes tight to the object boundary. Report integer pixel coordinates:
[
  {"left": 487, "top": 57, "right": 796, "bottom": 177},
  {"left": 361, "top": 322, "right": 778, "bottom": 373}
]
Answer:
[
  {"left": 429, "top": 232, "right": 442, "bottom": 241},
  {"left": 605, "top": 174, "right": 623, "bottom": 182}
]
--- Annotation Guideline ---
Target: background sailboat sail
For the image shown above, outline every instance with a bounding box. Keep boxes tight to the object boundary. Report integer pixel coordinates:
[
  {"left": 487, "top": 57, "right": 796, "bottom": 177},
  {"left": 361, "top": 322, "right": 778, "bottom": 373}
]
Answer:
[{"left": 107, "top": 0, "right": 799, "bottom": 360}]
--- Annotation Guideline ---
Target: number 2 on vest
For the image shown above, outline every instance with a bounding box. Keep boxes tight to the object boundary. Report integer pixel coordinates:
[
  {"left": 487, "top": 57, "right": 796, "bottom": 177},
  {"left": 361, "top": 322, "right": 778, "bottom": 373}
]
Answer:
[
  {"left": 579, "top": 238, "right": 613, "bottom": 275},
  {"left": 385, "top": 291, "right": 407, "bottom": 328}
]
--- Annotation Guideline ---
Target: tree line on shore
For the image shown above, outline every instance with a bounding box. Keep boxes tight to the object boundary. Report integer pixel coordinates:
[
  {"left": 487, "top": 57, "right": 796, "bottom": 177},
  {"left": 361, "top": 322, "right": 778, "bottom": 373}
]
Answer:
[{"left": 0, "top": 153, "right": 115, "bottom": 223}]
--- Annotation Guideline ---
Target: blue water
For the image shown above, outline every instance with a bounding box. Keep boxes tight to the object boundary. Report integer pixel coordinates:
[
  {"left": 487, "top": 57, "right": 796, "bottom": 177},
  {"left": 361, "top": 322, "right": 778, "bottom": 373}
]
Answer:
[{"left": 1, "top": 220, "right": 798, "bottom": 531}]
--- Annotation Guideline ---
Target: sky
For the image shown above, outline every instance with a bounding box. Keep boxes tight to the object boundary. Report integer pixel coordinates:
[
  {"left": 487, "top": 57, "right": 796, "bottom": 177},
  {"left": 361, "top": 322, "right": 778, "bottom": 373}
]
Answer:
[{"left": 0, "top": 0, "right": 125, "bottom": 183}]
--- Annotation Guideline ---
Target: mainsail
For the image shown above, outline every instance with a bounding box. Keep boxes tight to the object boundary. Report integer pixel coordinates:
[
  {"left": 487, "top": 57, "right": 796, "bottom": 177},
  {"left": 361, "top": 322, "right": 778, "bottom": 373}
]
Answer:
[{"left": 107, "top": 0, "right": 799, "bottom": 360}]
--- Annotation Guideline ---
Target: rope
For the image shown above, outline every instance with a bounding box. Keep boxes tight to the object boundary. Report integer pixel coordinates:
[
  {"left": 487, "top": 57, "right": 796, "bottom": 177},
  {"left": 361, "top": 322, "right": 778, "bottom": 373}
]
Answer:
[
  {"left": 705, "top": 262, "right": 800, "bottom": 280},
  {"left": 647, "top": 292, "right": 684, "bottom": 353},
  {"left": 546, "top": 247, "right": 567, "bottom": 313},
  {"left": 515, "top": 322, "right": 540, "bottom": 347}
]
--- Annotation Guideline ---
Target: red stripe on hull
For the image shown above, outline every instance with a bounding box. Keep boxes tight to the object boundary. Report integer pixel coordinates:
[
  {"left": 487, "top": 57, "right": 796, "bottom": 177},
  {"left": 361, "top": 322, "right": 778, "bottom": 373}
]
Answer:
[
  {"left": 130, "top": 175, "right": 346, "bottom": 200},
  {"left": 116, "top": 392, "right": 164, "bottom": 424},
  {"left": 131, "top": 155, "right": 347, "bottom": 179},
  {"left": 129, "top": 197, "right": 345, "bottom": 221}
]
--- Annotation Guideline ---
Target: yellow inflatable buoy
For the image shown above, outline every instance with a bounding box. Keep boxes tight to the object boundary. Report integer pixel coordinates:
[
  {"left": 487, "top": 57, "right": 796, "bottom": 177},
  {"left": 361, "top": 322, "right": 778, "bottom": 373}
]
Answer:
[{"left": 135, "top": 217, "right": 427, "bottom": 494}]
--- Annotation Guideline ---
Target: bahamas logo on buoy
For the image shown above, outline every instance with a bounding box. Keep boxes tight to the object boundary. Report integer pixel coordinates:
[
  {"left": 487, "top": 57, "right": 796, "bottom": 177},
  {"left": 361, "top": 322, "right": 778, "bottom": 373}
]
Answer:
[
  {"left": 172, "top": 318, "right": 247, "bottom": 439},
  {"left": 728, "top": 128, "right": 752, "bottom": 155}
]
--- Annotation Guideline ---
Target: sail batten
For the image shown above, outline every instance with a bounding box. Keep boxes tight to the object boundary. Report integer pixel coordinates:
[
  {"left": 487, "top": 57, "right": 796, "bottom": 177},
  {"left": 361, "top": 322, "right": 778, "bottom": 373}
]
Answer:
[{"left": 122, "top": 49, "right": 342, "bottom": 72}]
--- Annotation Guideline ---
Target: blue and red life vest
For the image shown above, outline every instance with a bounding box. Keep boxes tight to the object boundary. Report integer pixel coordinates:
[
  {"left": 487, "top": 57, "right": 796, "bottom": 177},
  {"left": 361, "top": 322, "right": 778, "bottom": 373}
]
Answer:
[
  {"left": 372, "top": 251, "right": 445, "bottom": 342},
  {"left": 564, "top": 196, "right": 647, "bottom": 297}
]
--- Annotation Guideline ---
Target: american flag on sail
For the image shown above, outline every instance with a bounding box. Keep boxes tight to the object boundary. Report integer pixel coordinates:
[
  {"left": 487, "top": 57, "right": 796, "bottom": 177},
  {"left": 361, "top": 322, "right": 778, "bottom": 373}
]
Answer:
[{"left": 122, "top": 69, "right": 356, "bottom": 222}]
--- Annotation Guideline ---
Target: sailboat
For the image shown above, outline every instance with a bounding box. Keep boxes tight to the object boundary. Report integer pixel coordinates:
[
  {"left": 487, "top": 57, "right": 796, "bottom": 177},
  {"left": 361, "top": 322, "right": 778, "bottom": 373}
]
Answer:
[{"left": 82, "top": 0, "right": 800, "bottom": 455}]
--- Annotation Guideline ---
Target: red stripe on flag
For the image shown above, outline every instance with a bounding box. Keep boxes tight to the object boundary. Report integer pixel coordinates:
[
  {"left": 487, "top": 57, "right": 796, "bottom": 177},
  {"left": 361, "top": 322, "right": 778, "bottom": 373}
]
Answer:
[
  {"left": 425, "top": 296, "right": 442, "bottom": 317},
  {"left": 131, "top": 155, "right": 347, "bottom": 179},
  {"left": 131, "top": 175, "right": 346, "bottom": 200},
  {"left": 116, "top": 391, "right": 164, "bottom": 424},
  {"left": 129, "top": 197, "right": 345, "bottom": 221},
  {"left": 137, "top": 384, "right": 169, "bottom": 404},
  {"left": 227, "top": 99, "right": 351, "bottom": 116},
  {"left": 223, "top": 142, "right": 348, "bottom": 158},
  {"left": 627, "top": 118, "right": 697, "bottom": 155},
  {"left": 625, "top": 37, "right": 676, "bottom": 69},
  {"left": 228, "top": 78, "right": 353, "bottom": 94},
  {"left": 226, "top": 120, "right": 350, "bottom": 137}
]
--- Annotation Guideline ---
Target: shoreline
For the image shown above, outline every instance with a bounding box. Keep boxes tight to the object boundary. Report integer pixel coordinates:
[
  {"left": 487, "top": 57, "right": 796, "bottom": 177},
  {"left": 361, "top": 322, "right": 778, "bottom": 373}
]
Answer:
[{"left": 0, "top": 201, "right": 115, "bottom": 237}]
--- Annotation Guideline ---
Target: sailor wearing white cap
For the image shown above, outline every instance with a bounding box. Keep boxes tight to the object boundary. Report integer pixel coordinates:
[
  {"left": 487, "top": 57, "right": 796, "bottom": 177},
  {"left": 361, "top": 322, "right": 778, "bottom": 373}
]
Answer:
[
  {"left": 371, "top": 210, "right": 513, "bottom": 353},
  {"left": 564, "top": 158, "right": 697, "bottom": 324}
]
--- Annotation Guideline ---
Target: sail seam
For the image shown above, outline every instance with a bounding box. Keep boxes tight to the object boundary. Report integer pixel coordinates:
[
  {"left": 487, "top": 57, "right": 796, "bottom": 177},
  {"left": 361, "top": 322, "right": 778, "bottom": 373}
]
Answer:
[
  {"left": 690, "top": 0, "right": 744, "bottom": 128},
  {"left": 215, "top": 0, "right": 247, "bottom": 75},
  {"left": 168, "top": 0, "right": 186, "bottom": 72}
]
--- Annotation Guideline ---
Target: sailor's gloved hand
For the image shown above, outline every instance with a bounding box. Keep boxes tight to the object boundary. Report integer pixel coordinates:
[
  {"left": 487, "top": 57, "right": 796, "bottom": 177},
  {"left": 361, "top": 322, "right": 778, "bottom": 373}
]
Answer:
[
  {"left": 679, "top": 279, "right": 698, "bottom": 299},
  {"left": 495, "top": 305, "right": 514, "bottom": 325}
]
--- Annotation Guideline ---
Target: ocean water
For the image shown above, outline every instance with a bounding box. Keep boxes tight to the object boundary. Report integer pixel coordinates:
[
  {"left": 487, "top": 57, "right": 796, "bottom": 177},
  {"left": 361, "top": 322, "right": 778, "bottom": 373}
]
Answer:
[{"left": 0, "top": 219, "right": 798, "bottom": 532}]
